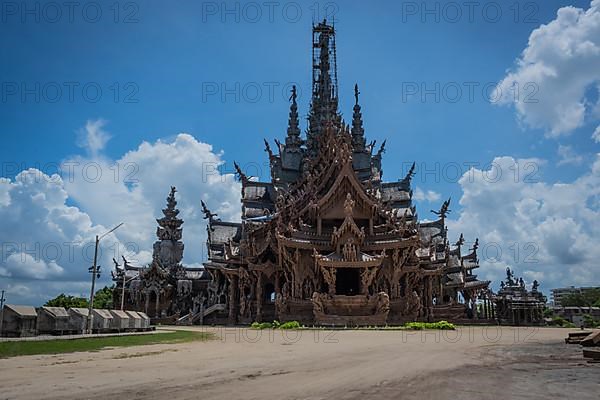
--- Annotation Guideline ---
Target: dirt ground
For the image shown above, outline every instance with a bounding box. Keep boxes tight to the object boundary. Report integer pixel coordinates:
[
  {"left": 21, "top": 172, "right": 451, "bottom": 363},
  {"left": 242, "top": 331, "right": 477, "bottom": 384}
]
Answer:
[{"left": 0, "top": 326, "right": 597, "bottom": 400}]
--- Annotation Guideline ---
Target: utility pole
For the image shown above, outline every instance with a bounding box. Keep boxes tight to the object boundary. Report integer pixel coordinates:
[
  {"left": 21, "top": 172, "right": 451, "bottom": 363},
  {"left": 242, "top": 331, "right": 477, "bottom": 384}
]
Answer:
[
  {"left": 87, "top": 234, "right": 100, "bottom": 334},
  {"left": 0, "top": 290, "right": 6, "bottom": 335},
  {"left": 121, "top": 271, "right": 126, "bottom": 311},
  {"left": 86, "top": 223, "right": 123, "bottom": 334}
]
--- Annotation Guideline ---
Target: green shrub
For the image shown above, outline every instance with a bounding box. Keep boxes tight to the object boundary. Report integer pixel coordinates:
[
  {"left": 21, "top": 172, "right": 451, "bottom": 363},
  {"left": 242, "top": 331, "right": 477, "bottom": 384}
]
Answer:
[
  {"left": 250, "top": 322, "right": 273, "bottom": 330},
  {"left": 583, "top": 314, "right": 600, "bottom": 328},
  {"left": 250, "top": 320, "right": 301, "bottom": 330},
  {"left": 279, "top": 321, "right": 301, "bottom": 329},
  {"left": 548, "top": 316, "right": 576, "bottom": 328},
  {"left": 404, "top": 321, "right": 456, "bottom": 330}
]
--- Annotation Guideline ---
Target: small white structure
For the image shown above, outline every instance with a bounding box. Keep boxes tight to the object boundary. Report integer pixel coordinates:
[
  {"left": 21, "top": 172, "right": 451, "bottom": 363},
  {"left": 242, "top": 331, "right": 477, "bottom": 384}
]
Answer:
[
  {"left": 68, "top": 308, "right": 89, "bottom": 333},
  {"left": 125, "top": 310, "right": 143, "bottom": 330},
  {"left": 91, "top": 309, "right": 113, "bottom": 332},
  {"left": 137, "top": 312, "right": 151, "bottom": 330},
  {"left": 1, "top": 305, "right": 37, "bottom": 337},
  {"left": 109, "top": 310, "right": 130, "bottom": 331},
  {"left": 37, "top": 307, "right": 70, "bottom": 334}
]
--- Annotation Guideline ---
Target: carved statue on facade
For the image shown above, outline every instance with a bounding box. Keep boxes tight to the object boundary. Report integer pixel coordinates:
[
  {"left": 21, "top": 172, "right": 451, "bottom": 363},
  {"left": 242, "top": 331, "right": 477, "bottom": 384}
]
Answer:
[{"left": 375, "top": 292, "right": 390, "bottom": 315}]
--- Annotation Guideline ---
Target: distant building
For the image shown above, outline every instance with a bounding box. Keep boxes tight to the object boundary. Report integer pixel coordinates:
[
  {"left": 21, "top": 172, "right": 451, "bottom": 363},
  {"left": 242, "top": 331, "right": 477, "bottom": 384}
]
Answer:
[
  {"left": 551, "top": 286, "right": 600, "bottom": 307},
  {"left": 493, "top": 268, "right": 546, "bottom": 326},
  {"left": 552, "top": 306, "right": 600, "bottom": 326}
]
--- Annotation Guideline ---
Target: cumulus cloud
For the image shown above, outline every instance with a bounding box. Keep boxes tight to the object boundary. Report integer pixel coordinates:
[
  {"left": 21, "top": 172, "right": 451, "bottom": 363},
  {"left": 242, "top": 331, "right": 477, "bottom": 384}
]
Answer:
[
  {"left": 0, "top": 169, "right": 117, "bottom": 304},
  {"left": 413, "top": 187, "right": 442, "bottom": 203},
  {"left": 447, "top": 155, "right": 600, "bottom": 292},
  {"left": 557, "top": 144, "right": 584, "bottom": 166},
  {"left": 0, "top": 123, "right": 240, "bottom": 306},
  {"left": 494, "top": 0, "right": 600, "bottom": 137},
  {"left": 63, "top": 132, "right": 242, "bottom": 265}
]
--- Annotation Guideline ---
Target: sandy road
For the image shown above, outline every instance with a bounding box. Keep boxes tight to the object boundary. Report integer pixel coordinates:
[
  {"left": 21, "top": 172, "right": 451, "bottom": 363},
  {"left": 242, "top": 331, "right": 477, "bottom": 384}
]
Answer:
[{"left": 0, "top": 326, "right": 597, "bottom": 400}]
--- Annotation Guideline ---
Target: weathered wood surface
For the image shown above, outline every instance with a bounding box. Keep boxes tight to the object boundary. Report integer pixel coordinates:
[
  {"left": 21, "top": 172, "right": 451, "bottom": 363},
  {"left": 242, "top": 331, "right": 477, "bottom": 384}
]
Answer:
[
  {"left": 580, "top": 331, "right": 600, "bottom": 347},
  {"left": 582, "top": 348, "right": 600, "bottom": 360}
]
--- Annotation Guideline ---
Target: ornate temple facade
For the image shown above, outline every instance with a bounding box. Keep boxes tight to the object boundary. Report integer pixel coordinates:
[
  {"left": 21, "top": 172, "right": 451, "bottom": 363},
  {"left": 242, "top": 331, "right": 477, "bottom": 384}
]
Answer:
[
  {"left": 113, "top": 187, "right": 207, "bottom": 321},
  {"left": 114, "top": 21, "right": 510, "bottom": 326},
  {"left": 199, "top": 21, "right": 492, "bottom": 326}
]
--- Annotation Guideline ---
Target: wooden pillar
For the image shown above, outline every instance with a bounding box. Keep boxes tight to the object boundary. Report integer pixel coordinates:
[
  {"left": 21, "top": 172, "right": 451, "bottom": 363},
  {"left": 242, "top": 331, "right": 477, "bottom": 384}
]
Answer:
[
  {"left": 228, "top": 275, "right": 238, "bottom": 324},
  {"left": 155, "top": 292, "right": 160, "bottom": 317},
  {"left": 256, "top": 272, "right": 263, "bottom": 322},
  {"left": 529, "top": 307, "right": 533, "bottom": 324},
  {"left": 426, "top": 277, "right": 433, "bottom": 320}
]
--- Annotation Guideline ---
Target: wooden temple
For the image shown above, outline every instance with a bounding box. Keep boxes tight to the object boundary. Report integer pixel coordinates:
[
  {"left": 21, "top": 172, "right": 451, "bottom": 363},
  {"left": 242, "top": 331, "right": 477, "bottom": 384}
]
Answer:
[{"left": 201, "top": 20, "right": 492, "bottom": 326}]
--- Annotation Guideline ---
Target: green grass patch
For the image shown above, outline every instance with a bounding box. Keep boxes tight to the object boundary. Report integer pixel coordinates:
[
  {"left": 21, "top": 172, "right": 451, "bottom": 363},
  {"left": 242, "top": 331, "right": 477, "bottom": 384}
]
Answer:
[{"left": 0, "top": 330, "right": 213, "bottom": 359}]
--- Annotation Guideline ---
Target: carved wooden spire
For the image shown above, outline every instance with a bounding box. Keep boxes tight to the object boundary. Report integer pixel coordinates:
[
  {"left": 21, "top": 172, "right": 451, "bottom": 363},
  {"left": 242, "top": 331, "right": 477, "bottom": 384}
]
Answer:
[
  {"left": 351, "top": 84, "right": 366, "bottom": 151},
  {"left": 156, "top": 186, "right": 183, "bottom": 241},
  {"left": 154, "top": 186, "right": 184, "bottom": 269},
  {"left": 286, "top": 85, "right": 302, "bottom": 150}
]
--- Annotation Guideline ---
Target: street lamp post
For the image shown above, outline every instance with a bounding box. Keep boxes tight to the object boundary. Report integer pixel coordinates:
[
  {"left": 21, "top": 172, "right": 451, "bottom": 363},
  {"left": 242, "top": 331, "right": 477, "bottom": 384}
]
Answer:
[
  {"left": 0, "top": 290, "right": 6, "bottom": 335},
  {"left": 86, "top": 223, "right": 123, "bottom": 334},
  {"left": 121, "top": 275, "right": 136, "bottom": 311}
]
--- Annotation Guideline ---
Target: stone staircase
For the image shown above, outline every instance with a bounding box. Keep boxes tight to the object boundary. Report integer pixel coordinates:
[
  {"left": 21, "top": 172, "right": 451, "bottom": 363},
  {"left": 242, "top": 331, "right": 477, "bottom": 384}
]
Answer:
[{"left": 177, "top": 304, "right": 227, "bottom": 325}]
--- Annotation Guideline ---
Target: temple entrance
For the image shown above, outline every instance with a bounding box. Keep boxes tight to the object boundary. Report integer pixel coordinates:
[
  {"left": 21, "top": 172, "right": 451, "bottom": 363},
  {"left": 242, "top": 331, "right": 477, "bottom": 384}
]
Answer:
[
  {"left": 264, "top": 283, "right": 275, "bottom": 303},
  {"left": 336, "top": 268, "right": 360, "bottom": 296}
]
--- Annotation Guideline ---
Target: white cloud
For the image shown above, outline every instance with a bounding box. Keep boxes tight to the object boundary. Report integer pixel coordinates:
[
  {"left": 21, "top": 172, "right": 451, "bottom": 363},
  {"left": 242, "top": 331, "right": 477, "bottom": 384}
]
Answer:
[
  {"left": 77, "top": 119, "right": 111, "bottom": 157},
  {"left": 494, "top": 0, "right": 600, "bottom": 137},
  {"left": 448, "top": 155, "right": 600, "bottom": 293},
  {"left": 3, "top": 253, "right": 64, "bottom": 280},
  {"left": 557, "top": 144, "right": 584, "bottom": 166},
  {"left": 413, "top": 187, "right": 441, "bottom": 202},
  {"left": 63, "top": 132, "right": 242, "bottom": 266},
  {"left": 0, "top": 124, "right": 241, "bottom": 306},
  {"left": 593, "top": 125, "right": 600, "bottom": 142}
]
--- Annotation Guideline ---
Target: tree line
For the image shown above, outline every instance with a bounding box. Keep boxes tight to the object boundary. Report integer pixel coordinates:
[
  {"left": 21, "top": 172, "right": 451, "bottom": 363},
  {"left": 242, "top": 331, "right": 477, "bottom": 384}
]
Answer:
[{"left": 44, "top": 286, "right": 114, "bottom": 309}]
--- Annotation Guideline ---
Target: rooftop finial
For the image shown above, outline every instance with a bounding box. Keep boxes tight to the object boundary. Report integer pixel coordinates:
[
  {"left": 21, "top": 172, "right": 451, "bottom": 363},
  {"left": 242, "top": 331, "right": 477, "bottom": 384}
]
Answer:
[
  {"left": 290, "top": 85, "right": 297, "bottom": 104},
  {"left": 431, "top": 198, "right": 451, "bottom": 219},
  {"left": 402, "top": 162, "right": 416, "bottom": 184},
  {"left": 234, "top": 161, "right": 248, "bottom": 183},
  {"left": 351, "top": 83, "right": 366, "bottom": 151},
  {"left": 201, "top": 200, "right": 219, "bottom": 223},
  {"left": 456, "top": 233, "right": 465, "bottom": 247},
  {"left": 285, "top": 86, "right": 302, "bottom": 149}
]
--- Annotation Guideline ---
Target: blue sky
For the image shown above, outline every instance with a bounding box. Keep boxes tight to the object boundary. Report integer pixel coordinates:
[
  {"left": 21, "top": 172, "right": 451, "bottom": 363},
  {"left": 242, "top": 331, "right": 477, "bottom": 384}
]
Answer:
[{"left": 1, "top": 0, "right": 600, "bottom": 304}]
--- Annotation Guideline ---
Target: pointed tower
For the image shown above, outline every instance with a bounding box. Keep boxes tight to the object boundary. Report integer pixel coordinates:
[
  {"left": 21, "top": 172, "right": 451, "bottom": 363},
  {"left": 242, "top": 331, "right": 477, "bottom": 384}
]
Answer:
[
  {"left": 351, "top": 83, "right": 372, "bottom": 180},
  {"left": 351, "top": 84, "right": 366, "bottom": 151},
  {"left": 285, "top": 85, "right": 302, "bottom": 151},
  {"left": 153, "top": 186, "right": 184, "bottom": 270},
  {"left": 306, "top": 19, "right": 341, "bottom": 157}
]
